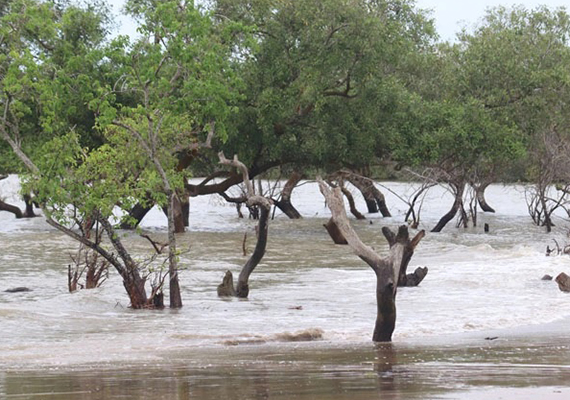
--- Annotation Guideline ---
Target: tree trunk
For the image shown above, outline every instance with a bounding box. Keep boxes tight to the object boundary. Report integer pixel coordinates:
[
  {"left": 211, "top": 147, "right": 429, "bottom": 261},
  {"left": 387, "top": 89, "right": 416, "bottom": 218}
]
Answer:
[
  {"left": 373, "top": 274, "right": 397, "bottom": 342},
  {"left": 162, "top": 194, "right": 186, "bottom": 233},
  {"left": 217, "top": 153, "right": 272, "bottom": 299},
  {"left": 0, "top": 199, "right": 24, "bottom": 218},
  {"left": 23, "top": 194, "right": 37, "bottom": 217},
  {"left": 540, "top": 193, "right": 554, "bottom": 233},
  {"left": 340, "top": 186, "right": 366, "bottom": 220},
  {"left": 120, "top": 202, "right": 153, "bottom": 229},
  {"left": 475, "top": 182, "right": 495, "bottom": 213},
  {"left": 431, "top": 182, "right": 465, "bottom": 233},
  {"left": 181, "top": 194, "right": 190, "bottom": 227},
  {"left": 99, "top": 219, "right": 151, "bottom": 309},
  {"left": 399, "top": 266, "right": 428, "bottom": 287},
  {"left": 343, "top": 172, "right": 391, "bottom": 217},
  {"left": 236, "top": 204, "right": 270, "bottom": 297},
  {"left": 318, "top": 179, "right": 424, "bottom": 342},
  {"left": 167, "top": 192, "right": 183, "bottom": 308},
  {"left": 122, "top": 272, "right": 150, "bottom": 309},
  {"left": 274, "top": 171, "right": 303, "bottom": 219},
  {"left": 323, "top": 218, "right": 348, "bottom": 244},
  {"left": 274, "top": 199, "right": 302, "bottom": 219}
]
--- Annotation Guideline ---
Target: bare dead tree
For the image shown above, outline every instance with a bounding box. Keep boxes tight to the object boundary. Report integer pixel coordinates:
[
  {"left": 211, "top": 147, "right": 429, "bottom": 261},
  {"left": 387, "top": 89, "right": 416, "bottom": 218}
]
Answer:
[
  {"left": 318, "top": 178, "right": 426, "bottom": 342},
  {"left": 526, "top": 127, "right": 570, "bottom": 232},
  {"left": 217, "top": 153, "right": 272, "bottom": 298}
]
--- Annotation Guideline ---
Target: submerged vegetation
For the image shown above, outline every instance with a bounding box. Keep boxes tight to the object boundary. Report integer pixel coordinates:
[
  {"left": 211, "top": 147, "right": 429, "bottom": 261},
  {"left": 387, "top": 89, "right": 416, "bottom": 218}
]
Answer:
[{"left": 1, "top": 0, "right": 570, "bottom": 341}]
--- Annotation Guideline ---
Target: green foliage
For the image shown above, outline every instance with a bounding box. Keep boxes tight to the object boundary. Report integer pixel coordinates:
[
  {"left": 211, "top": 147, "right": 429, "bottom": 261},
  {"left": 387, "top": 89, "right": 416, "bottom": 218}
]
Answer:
[{"left": 215, "top": 0, "right": 437, "bottom": 171}]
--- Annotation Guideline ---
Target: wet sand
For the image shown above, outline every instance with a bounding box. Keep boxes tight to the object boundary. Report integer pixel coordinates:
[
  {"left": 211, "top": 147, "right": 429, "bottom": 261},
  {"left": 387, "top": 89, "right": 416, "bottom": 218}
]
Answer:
[{"left": 2, "top": 318, "right": 570, "bottom": 399}]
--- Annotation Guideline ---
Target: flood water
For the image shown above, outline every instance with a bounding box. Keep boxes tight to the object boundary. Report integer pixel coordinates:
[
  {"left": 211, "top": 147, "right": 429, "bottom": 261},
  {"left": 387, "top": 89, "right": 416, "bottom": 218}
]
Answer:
[{"left": 1, "top": 176, "right": 570, "bottom": 398}]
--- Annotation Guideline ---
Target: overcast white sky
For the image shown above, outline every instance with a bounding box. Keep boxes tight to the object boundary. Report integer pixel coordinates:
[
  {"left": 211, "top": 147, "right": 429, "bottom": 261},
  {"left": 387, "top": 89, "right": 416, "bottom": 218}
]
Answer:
[
  {"left": 415, "top": 0, "right": 570, "bottom": 41},
  {"left": 111, "top": 0, "right": 570, "bottom": 42}
]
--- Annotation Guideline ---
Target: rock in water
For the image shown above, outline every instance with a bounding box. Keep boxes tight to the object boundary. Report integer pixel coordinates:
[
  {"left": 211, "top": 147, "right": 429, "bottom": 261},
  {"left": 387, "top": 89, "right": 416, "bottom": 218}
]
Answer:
[
  {"left": 555, "top": 273, "right": 570, "bottom": 292},
  {"left": 542, "top": 274, "right": 553, "bottom": 281}
]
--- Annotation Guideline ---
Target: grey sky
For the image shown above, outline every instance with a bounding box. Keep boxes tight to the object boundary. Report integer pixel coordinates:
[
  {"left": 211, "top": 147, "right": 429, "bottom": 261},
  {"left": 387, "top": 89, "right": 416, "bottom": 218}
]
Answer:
[
  {"left": 111, "top": 0, "right": 570, "bottom": 42},
  {"left": 415, "top": 0, "right": 570, "bottom": 41}
]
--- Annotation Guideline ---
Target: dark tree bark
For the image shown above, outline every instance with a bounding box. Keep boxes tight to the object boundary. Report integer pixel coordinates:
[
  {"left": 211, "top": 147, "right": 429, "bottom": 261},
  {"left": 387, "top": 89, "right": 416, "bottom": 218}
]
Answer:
[
  {"left": 342, "top": 171, "right": 391, "bottom": 217},
  {"left": 323, "top": 217, "right": 348, "bottom": 244},
  {"left": 274, "top": 171, "right": 304, "bottom": 219},
  {"left": 99, "top": 219, "right": 150, "bottom": 308},
  {"left": 431, "top": 182, "right": 466, "bottom": 233},
  {"left": 401, "top": 267, "right": 428, "bottom": 287},
  {"left": 0, "top": 199, "right": 24, "bottom": 218},
  {"left": 318, "top": 179, "right": 425, "bottom": 342},
  {"left": 474, "top": 182, "right": 495, "bottom": 213},
  {"left": 181, "top": 194, "right": 190, "bottom": 227},
  {"left": 340, "top": 186, "right": 366, "bottom": 220},
  {"left": 217, "top": 153, "right": 272, "bottom": 298},
  {"left": 186, "top": 161, "right": 279, "bottom": 197},
  {"left": 23, "top": 194, "right": 37, "bottom": 217},
  {"left": 161, "top": 194, "right": 186, "bottom": 233},
  {"left": 0, "top": 193, "right": 37, "bottom": 219},
  {"left": 120, "top": 202, "right": 153, "bottom": 229},
  {"left": 235, "top": 205, "right": 270, "bottom": 297}
]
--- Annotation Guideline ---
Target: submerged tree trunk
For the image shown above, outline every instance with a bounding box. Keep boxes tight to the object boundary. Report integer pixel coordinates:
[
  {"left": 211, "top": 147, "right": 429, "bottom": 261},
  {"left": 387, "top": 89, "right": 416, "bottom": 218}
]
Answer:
[
  {"left": 99, "top": 219, "right": 151, "bottom": 309},
  {"left": 318, "top": 179, "right": 425, "bottom": 342},
  {"left": 162, "top": 194, "right": 186, "bottom": 234},
  {"left": 0, "top": 199, "right": 24, "bottom": 218},
  {"left": 474, "top": 182, "right": 495, "bottom": 213},
  {"left": 431, "top": 182, "right": 466, "bottom": 233},
  {"left": 181, "top": 193, "right": 190, "bottom": 227},
  {"left": 343, "top": 171, "right": 391, "bottom": 217},
  {"left": 274, "top": 171, "right": 304, "bottom": 219},
  {"left": 217, "top": 153, "right": 272, "bottom": 298},
  {"left": 235, "top": 204, "right": 270, "bottom": 297},
  {"left": 323, "top": 218, "right": 348, "bottom": 244},
  {"left": 23, "top": 194, "right": 37, "bottom": 217},
  {"left": 120, "top": 202, "right": 153, "bottom": 229},
  {"left": 0, "top": 192, "right": 37, "bottom": 219},
  {"left": 340, "top": 185, "right": 366, "bottom": 220},
  {"left": 166, "top": 192, "right": 183, "bottom": 308}
]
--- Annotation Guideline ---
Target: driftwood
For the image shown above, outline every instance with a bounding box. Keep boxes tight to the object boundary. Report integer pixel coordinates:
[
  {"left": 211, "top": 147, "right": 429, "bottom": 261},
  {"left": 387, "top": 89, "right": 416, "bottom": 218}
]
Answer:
[
  {"left": 318, "top": 178, "right": 425, "bottom": 342},
  {"left": 217, "top": 153, "right": 272, "bottom": 298},
  {"left": 555, "top": 273, "right": 570, "bottom": 292}
]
